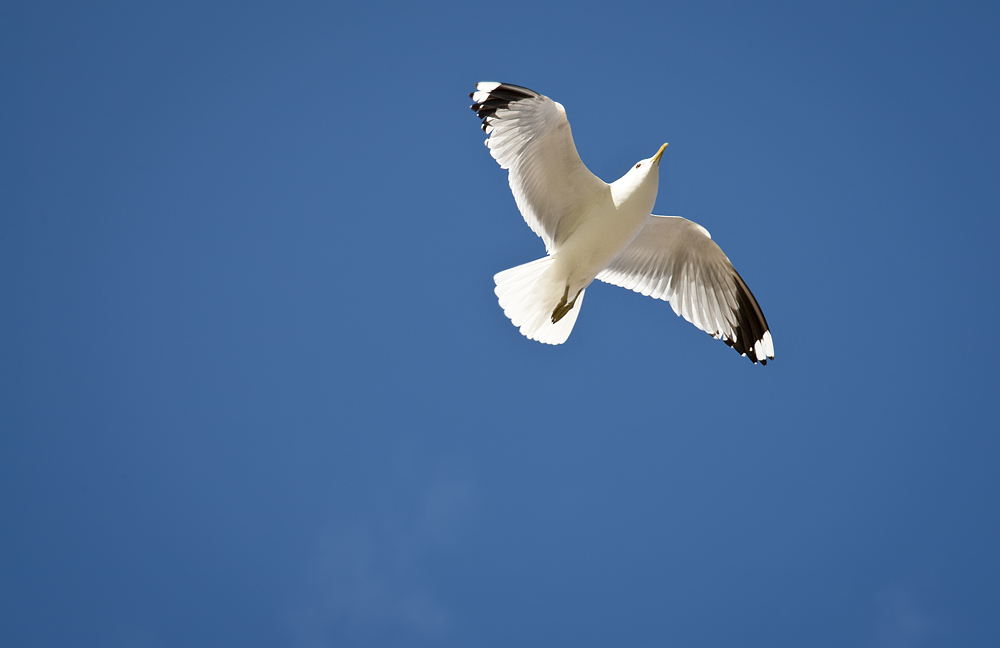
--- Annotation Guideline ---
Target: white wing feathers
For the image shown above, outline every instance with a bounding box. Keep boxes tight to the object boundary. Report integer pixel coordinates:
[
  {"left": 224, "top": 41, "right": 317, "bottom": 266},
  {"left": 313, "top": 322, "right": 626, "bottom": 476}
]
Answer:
[
  {"left": 470, "top": 82, "right": 607, "bottom": 253},
  {"left": 598, "top": 215, "right": 774, "bottom": 364}
]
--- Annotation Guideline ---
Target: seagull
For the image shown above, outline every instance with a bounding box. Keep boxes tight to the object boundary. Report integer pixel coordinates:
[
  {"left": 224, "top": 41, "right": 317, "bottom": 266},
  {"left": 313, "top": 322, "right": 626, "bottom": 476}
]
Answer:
[{"left": 470, "top": 82, "right": 774, "bottom": 364}]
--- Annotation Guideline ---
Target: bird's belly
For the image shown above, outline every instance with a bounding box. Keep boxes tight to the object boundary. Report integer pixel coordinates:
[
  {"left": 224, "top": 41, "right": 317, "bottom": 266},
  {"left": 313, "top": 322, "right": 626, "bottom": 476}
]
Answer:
[{"left": 553, "top": 203, "right": 648, "bottom": 292}]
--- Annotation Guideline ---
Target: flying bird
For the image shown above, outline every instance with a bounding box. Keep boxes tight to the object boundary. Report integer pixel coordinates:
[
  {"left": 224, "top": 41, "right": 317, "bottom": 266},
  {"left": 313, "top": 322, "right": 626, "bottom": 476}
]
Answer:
[{"left": 470, "top": 82, "right": 774, "bottom": 364}]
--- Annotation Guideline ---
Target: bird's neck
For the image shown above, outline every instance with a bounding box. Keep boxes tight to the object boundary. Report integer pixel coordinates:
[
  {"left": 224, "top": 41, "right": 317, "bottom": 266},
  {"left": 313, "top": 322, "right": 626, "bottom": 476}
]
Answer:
[{"left": 611, "top": 175, "right": 658, "bottom": 216}]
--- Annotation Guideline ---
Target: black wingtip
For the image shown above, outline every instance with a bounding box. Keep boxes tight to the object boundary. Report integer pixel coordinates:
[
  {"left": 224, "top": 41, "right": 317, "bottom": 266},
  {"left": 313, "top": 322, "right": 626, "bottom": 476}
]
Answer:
[
  {"left": 720, "top": 268, "right": 772, "bottom": 365},
  {"left": 469, "top": 83, "right": 540, "bottom": 133}
]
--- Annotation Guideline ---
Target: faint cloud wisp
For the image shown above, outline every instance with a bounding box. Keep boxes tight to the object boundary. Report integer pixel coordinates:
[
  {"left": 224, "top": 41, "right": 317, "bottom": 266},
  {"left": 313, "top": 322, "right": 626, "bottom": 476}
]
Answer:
[
  {"left": 863, "top": 588, "right": 933, "bottom": 648},
  {"left": 290, "top": 461, "right": 475, "bottom": 647}
]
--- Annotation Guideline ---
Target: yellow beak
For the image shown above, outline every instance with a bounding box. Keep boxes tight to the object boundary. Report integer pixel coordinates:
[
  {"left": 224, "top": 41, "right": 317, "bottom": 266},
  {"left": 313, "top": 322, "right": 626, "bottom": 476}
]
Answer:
[{"left": 652, "top": 143, "right": 668, "bottom": 165}]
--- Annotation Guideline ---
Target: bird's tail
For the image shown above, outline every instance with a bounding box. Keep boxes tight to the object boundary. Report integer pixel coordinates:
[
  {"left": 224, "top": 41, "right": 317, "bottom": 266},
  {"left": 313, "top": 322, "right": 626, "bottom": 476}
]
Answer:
[{"left": 494, "top": 256, "right": 586, "bottom": 345}]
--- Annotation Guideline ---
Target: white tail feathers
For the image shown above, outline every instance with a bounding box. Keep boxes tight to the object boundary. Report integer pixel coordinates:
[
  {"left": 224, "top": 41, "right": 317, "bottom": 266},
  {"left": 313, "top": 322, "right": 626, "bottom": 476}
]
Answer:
[{"left": 494, "top": 256, "right": 586, "bottom": 345}]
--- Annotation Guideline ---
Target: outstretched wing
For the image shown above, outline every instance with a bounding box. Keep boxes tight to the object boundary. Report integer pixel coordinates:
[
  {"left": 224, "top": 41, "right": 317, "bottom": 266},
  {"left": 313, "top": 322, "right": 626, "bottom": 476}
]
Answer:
[
  {"left": 597, "top": 215, "right": 774, "bottom": 364},
  {"left": 470, "top": 82, "right": 608, "bottom": 253}
]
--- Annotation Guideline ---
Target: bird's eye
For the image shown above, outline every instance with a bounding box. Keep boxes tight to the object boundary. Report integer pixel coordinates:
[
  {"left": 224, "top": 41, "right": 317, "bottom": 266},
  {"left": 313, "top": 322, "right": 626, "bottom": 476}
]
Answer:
[{"left": 635, "top": 163, "right": 641, "bottom": 169}]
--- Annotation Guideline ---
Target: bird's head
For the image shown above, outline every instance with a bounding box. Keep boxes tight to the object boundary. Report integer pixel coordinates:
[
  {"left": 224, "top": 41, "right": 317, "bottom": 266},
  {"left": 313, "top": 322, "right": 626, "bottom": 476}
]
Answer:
[
  {"left": 625, "top": 142, "right": 667, "bottom": 180},
  {"left": 616, "top": 143, "right": 667, "bottom": 205}
]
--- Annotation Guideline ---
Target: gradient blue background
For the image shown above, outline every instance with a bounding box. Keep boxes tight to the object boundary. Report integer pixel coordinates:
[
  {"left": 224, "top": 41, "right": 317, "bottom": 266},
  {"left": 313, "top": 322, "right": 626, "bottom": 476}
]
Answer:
[{"left": 3, "top": 1, "right": 999, "bottom": 646}]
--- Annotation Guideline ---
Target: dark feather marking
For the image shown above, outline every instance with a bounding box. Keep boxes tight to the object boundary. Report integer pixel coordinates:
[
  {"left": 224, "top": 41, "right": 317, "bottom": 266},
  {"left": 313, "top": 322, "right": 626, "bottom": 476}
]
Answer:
[
  {"left": 470, "top": 83, "right": 541, "bottom": 133},
  {"left": 721, "top": 267, "right": 770, "bottom": 364}
]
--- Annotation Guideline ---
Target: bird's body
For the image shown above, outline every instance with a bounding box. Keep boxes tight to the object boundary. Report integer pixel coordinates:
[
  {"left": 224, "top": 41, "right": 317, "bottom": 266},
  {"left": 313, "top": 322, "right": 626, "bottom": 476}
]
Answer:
[{"left": 471, "top": 82, "right": 774, "bottom": 364}]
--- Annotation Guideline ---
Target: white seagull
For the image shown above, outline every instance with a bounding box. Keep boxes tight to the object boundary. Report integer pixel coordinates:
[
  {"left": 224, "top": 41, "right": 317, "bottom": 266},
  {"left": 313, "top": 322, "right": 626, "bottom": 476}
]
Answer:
[{"left": 471, "top": 82, "right": 774, "bottom": 364}]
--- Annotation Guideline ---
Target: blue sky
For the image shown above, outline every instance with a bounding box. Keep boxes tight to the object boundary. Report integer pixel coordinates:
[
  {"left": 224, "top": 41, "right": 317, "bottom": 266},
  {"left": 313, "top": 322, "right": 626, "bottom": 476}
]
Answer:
[{"left": 2, "top": 1, "right": 999, "bottom": 646}]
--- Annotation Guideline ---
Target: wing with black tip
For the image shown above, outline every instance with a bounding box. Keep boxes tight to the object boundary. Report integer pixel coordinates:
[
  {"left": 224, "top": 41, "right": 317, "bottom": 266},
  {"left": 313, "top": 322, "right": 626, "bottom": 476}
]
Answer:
[
  {"left": 470, "top": 82, "right": 608, "bottom": 253},
  {"left": 598, "top": 215, "right": 774, "bottom": 364}
]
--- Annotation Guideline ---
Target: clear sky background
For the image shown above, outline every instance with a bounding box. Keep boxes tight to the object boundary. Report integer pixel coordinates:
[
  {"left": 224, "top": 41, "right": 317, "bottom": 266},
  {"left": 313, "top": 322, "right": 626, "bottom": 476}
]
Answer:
[{"left": 3, "top": 1, "right": 999, "bottom": 647}]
